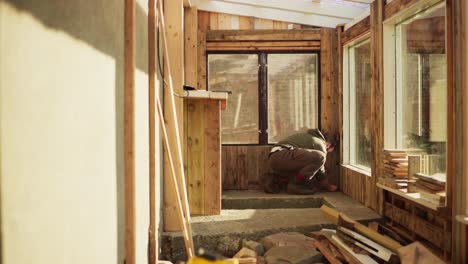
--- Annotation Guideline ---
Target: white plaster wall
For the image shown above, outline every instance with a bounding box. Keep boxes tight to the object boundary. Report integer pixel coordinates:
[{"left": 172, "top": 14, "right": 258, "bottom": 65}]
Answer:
[{"left": 0, "top": 0, "right": 162, "bottom": 263}]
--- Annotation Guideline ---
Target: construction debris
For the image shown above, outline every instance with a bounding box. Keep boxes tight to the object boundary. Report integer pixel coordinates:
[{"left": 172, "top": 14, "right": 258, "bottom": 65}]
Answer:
[
  {"left": 233, "top": 248, "right": 257, "bottom": 259},
  {"left": 260, "top": 232, "right": 316, "bottom": 251},
  {"left": 314, "top": 205, "right": 445, "bottom": 264},
  {"left": 241, "top": 240, "right": 264, "bottom": 256},
  {"left": 380, "top": 149, "right": 411, "bottom": 189}
]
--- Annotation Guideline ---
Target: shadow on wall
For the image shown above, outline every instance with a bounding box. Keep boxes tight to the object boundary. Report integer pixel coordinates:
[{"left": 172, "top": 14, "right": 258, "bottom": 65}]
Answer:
[{"left": 4, "top": 0, "right": 150, "bottom": 263}]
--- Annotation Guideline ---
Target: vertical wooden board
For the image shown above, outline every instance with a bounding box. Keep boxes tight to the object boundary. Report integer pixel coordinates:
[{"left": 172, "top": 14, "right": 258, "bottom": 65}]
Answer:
[
  {"left": 237, "top": 146, "right": 249, "bottom": 189},
  {"left": 185, "top": 7, "right": 198, "bottom": 88},
  {"left": 210, "top": 12, "right": 219, "bottom": 30},
  {"left": 321, "top": 28, "right": 340, "bottom": 186},
  {"left": 254, "top": 18, "right": 274, "bottom": 29},
  {"left": 163, "top": 0, "right": 185, "bottom": 231},
  {"left": 246, "top": 147, "right": 260, "bottom": 187},
  {"left": 185, "top": 100, "right": 205, "bottom": 215},
  {"left": 239, "top": 16, "right": 254, "bottom": 30},
  {"left": 198, "top": 11, "right": 209, "bottom": 90},
  {"left": 273, "top": 21, "right": 288, "bottom": 30},
  {"left": 204, "top": 100, "right": 221, "bottom": 214},
  {"left": 124, "top": 0, "right": 136, "bottom": 261},
  {"left": 370, "top": 0, "right": 384, "bottom": 212},
  {"left": 223, "top": 146, "right": 239, "bottom": 190},
  {"left": 217, "top": 13, "right": 232, "bottom": 30}
]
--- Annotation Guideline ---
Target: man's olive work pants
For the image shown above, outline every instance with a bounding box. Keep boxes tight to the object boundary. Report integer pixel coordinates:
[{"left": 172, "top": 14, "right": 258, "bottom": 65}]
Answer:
[{"left": 268, "top": 147, "right": 326, "bottom": 185}]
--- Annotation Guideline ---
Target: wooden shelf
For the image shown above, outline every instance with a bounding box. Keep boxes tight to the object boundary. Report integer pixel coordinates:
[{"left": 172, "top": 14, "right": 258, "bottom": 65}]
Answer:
[
  {"left": 377, "top": 183, "right": 445, "bottom": 211},
  {"left": 183, "top": 90, "right": 229, "bottom": 100}
]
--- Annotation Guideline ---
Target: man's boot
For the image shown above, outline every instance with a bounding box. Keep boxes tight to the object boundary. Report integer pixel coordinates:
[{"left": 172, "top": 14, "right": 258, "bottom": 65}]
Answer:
[
  {"left": 263, "top": 172, "right": 281, "bottom": 194},
  {"left": 316, "top": 178, "right": 338, "bottom": 192}
]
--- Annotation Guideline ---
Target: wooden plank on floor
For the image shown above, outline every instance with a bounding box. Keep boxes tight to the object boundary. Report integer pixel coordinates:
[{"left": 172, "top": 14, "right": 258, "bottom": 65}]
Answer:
[{"left": 204, "top": 100, "right": 222, "bottom": 214}]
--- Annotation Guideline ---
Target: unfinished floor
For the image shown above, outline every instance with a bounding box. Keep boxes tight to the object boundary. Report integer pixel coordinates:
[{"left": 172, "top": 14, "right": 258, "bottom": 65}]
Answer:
[{"left": 161, "top": 191, "right": 382, "bottom": 261}]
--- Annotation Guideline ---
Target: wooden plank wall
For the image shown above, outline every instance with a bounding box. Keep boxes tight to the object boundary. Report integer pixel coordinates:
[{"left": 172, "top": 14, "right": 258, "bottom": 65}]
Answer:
[
  {"left": 199, "top": 11, "right": 329, "bottom": 191},
  {"left": 222, "top": 146, "right": 271, "bottom": 190}
]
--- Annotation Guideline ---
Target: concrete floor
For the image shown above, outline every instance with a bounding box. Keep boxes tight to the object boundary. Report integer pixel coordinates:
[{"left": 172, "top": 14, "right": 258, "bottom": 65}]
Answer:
[{"left": 161, "top": 191, "right": 382, "bottom": 261}]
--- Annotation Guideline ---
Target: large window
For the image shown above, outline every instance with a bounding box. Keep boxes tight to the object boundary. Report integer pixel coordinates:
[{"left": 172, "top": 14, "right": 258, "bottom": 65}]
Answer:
[
  {"left": 395, "top": 3, "right": 447, "bottom": 175},
  {"left": 208, "top": 53, "right": 319, "bottom": 145},
  {"left": 343, "top": 38, "right": 372, "bottom": 171}
]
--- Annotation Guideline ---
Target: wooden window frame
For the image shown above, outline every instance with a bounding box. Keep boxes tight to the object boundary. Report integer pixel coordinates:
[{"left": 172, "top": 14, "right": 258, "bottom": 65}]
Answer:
[
  {"left": 343, "top": 34, "right": 372, "bottom": 173},
  {"left": 207, "top": 50, "right": 321, "bottom": 146}
]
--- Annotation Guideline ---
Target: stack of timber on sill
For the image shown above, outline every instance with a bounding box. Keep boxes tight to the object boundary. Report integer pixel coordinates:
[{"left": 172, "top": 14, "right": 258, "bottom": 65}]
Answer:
[
  {"left": 407, "top": 155, "right": 446, "bottom": 206},
  {"left": 379, "top": 149, "right": 411, "bottom": 189}
]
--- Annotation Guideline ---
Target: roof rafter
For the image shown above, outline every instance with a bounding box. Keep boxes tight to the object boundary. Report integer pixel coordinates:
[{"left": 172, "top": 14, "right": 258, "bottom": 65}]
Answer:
[
  {"left": 215, "top": 0, "right": 367, "bottom": 19},
  {"left": 195, "top": 0, "right": 353, "bottom": 28}
]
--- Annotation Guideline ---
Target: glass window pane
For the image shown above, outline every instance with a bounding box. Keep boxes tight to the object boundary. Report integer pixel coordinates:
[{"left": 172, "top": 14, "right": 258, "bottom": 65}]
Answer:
[
  {"left": 396, "top": 4, "right": 447, "bottom": 176},
  {"left": 208, "top": 54, "right": 259, "bottom": 144},
  {"left": 267, "top": 54, "right": 318, "bottom": 143},
  {"left": 349, "top": 40, "right": 372, "bottom": 169}
]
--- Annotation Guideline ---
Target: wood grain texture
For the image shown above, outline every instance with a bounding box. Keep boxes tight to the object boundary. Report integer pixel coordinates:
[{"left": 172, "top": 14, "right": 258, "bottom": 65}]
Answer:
[
  {"left": 185, "top": 7, "right": 198, "bottom": 88},
  {"left": 320, "top": 28, "right": 340, "bottom": 187},
  {"left": 148, "top": 0, "right": 157, "bottom": 262},
  {"left": 384, "top": 0, "right": 422, "bottom": 20},
  {"left": 163, "top": 0, "right": 185, "bottom": 232},
  {"left": 204, "top": 100, "right": 222, "bottom": 214},
  {"left": 239, "top": 16, "right": 253, "bottom": 30},
  {"left": 198, "top": 11, "right": 210, "bottom": 90},
  {"left": 337, "top": 25, "right": 344, "bottom": 193},
  {"left": 124, "top": 0, "right": 135, "bottom": 262},
  {"left": 370, "top": 0, "right": 384, "bottom": 213},
  {"left": 206, "top": 30, "right": 321, "bottom": 42},
  {"left": 222, "top": 146, "right": 271, "bottom": 190},
  {"left": 341, "top": 16, "right": 370, "bottom": 45},
  {"left": 185, "top": 100, "right": 205, "bottom": 215},
  {"left": 254, "top": 18, "right": 274, "bottom": 29}
]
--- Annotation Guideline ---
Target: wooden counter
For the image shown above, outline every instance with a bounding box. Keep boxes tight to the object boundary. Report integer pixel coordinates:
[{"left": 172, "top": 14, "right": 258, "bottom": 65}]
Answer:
[{"left": 184, "top": 90, "right": 228, "bottom": 215}]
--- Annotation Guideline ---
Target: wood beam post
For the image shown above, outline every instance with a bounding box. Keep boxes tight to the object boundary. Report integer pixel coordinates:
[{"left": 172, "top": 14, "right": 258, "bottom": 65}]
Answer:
[
  {"left": 337, "top": 25, "right": 344, "bottom": 192},
  {"left": 148, "top": 0, "right": 157, "bottom": 263},
  {"left": 163, "top": 0, "right": 187, "bottom": 232},
  {"left": 370, "top": 0, "right": 384, "bottom": 213},
  {"left": 124, "top": 0, "right": 136, "bottom": 263},
  {"left": 320, "top": 28, "right": 340, "bottom": 187},
  {"left": 451, "top": 0, "right": 467, "bottom": 261}
]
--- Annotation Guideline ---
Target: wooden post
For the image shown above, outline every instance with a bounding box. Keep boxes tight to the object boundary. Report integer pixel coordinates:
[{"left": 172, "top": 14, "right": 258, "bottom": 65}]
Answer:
[
  {"left": 370, "top": 0, "right": 384, "bottom": 213},
  {"left": 124, "top": 0, "right": 135, "bottom": 263},
  {"left": 158, "top": 0, "right": 195, "bottom": 257},
  {"left": 162, "top": 0, "right": 189, "bottom": 232},
  {"left": 148, "top": 0, "right": 157, "bottom": 263},
  {"left": 320, "top": 28, "right": 340, "bottom": 186},
  {"left": 336, "top": 25, "right": 344, "bottom": 192},
  {"left": 451, "top": 0, "right": 467, "bottom": 261}
]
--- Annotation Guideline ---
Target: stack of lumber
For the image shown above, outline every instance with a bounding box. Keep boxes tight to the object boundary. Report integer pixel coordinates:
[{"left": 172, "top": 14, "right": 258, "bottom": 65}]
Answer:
[
  {"left": 408, "top": 172, "right": 446, "bottom": 205},
  {"left": 407, "top": 154, "right": 439, "bottom": 180},
  {"left": 380, "top": 149, "right": 410, "bottom": 189},
  {"left": 316, "top": 205, "right": 445, "bottom": 264}
]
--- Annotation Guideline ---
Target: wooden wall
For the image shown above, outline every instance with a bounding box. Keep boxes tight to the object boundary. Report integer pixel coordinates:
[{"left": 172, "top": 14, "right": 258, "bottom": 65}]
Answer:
[{"left": 196, "top": 11, "right": 339, "bottom": 190}]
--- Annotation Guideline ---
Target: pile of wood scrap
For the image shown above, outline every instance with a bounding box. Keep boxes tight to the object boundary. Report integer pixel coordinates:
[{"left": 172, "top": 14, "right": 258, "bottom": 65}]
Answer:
[
  {"left": 314, "top": 205, "right": 445, "bottom": 264},
  {"left": 380, "top": 149, "right": 410, "bottom": 189},
  {"left": 408, "top": 172, "right": 446, "bottom": 205}
]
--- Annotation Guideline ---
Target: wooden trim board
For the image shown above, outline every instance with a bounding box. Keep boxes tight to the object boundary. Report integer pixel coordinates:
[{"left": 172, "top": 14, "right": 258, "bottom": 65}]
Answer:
[
  {"left": 124, "top": 0, "right": 136, "bottom": 262},
  {"left": 206, "top": 29, "right": 321, "bottom": 42},
  {"left": 341, "top": 16, "right": 370, "bottom": 45}
]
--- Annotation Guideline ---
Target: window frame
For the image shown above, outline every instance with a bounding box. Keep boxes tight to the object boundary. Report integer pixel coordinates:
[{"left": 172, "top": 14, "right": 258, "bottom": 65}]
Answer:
[
  {"left": 207, "top": 50, "right": 321, "bottom": 146},
  {"left": 342, "top": 34, "right": 372, "bottom": 173}
]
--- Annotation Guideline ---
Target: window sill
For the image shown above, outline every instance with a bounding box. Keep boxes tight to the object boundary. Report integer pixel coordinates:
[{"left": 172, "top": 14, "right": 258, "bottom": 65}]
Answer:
[
  {"left": 377, "top": 183, "right": 445, "bottom": 211},
  {"left": 341, "top": 164, "right": 372, "bottom": 177},
  {"left": 456, "top": 215, "right": 468, "bottom": 226}
]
